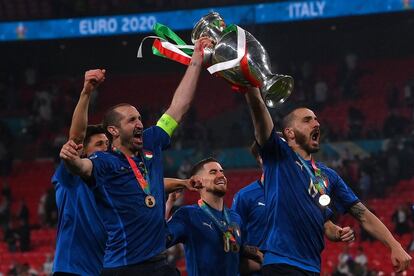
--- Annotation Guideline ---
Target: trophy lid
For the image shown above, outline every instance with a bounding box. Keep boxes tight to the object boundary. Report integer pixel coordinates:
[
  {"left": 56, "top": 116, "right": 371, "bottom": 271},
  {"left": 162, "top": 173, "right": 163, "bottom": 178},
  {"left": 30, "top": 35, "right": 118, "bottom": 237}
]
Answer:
[{"left": 191, "top": 12, "right": 226, "bottom": 44}]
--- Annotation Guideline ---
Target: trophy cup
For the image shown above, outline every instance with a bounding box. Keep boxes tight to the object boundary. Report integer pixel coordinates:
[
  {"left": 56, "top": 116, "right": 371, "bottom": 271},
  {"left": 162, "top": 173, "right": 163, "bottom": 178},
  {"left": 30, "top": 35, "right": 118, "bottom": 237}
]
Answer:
[{"left": 192, "top": 12, "right": 294, "bottom": 107}]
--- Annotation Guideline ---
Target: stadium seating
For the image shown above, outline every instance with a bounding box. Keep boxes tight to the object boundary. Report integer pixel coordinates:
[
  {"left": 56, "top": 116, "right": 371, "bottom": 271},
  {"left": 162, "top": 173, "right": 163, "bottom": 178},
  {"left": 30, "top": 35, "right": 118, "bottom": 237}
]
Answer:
[
  {"left": 2, "top": 55, "right": 414, "bottom": 273},
  {"left": 1, "top": 162, "right": 414, "bottom": 274}
]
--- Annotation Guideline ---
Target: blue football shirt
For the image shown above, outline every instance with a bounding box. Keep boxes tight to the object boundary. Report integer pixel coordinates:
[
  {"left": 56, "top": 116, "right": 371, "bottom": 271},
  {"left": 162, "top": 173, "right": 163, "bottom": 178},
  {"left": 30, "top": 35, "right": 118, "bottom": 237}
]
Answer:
[
  {"left": 232, "top": 180, "right": 266, "bottom": 247},
  {"left": 167, "top": 204, "right": 243, "bottom": 276},
  {"left": 52, "top": 161, "right": 106, "bottom": 275},
  {"left": 89, "top": 126, "right": 170, "bottom": 268},
  {"left": 260, "top": 131, "right": 359, "bottom": 272}
]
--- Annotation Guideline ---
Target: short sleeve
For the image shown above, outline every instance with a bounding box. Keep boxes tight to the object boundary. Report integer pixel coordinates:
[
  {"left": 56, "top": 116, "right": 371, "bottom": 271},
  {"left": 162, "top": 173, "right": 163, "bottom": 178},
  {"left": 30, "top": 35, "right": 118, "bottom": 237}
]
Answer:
[
  {"left": 88, "top": 151, "right": 112, "bottom": 188},
  {"left": 329, "top": 170, "right": 360, "bottom": 214},
  {"left": 258, "top": 130, "right": 286, "bottom": 162},
  {"left": 323, "top": 207, "right": 334, "bottom": 222},
  {"left": 52, "top": 161, "right": 77, "bottom": 187},
  {"left": 143, "top": 126, "right": 171, "bottom": 151},
  {"left": 166, "top": 207, "right": 189, "bottom": 247}
]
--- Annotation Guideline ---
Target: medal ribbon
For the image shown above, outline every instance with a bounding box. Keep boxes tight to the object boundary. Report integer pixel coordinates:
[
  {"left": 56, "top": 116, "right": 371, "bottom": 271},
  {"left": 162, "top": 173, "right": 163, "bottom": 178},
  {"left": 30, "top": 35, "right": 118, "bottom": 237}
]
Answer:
[
  {"left": 260, "top": 173, "right": 264, "bottom": 186},
  {"left": 296, "top": 153, "right": 328, "bottom": 196},
  {"left": 124, "top": 153, "right": 151, "bottom": 195},
  {"left": 311, "top": 158, "right": 329, "bottom": 194},
  {"left": 197, "top": 199, "right": 237, "bottom": 244}
]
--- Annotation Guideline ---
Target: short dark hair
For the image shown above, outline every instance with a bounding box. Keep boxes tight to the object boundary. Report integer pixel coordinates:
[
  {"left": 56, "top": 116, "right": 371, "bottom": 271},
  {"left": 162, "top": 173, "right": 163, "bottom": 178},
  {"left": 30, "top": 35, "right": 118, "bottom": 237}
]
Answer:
[
  {"left": 84, "top": 124, "right": 106, "bottom": 147},
  {"left": 280, "top": 106, "right": 311, "bottom": 130},
  {"left": 102, "top": 103, "right": 131, "bottom": 141},
  {"left": 190, "top": 157, "right": 219, "bottom": 176}
]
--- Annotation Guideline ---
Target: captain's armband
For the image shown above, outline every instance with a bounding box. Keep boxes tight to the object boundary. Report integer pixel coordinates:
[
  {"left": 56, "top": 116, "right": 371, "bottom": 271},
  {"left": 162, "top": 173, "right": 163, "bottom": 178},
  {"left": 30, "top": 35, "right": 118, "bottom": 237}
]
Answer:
[{"left": 156, "top": 113, "right": 178, "bottom": 137}]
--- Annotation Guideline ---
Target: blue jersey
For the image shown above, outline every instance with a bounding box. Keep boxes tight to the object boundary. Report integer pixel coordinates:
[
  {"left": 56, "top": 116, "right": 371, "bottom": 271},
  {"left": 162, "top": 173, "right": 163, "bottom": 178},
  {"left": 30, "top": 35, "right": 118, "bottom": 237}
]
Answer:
[
  {"left": 167, "top": 204, "right": 242, "bottom": 276},
  {"left": 89, "top": 126, "right": 170, "bottom": 268},
  {"left": 260, "top": 131, "right": 359, "bottom": 272},
  {"left": 52, "top": 161, "right": 106, "bottom": 276},
  {"left": 232, "top": 180, "right": 266, "bottom": 247}
]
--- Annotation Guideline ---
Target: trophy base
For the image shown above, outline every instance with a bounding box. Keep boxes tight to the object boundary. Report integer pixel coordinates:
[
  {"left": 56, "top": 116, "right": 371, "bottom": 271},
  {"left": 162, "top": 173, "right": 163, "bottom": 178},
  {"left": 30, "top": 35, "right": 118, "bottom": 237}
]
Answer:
[{"left": 262, "top": 75, "right": 294, "bottom": 108}]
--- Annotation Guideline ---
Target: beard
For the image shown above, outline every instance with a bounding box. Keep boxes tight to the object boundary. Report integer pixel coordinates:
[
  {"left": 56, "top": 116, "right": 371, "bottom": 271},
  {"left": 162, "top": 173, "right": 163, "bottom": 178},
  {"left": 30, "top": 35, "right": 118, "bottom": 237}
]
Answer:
[
  {"left": 120, "top": 129, "right": 142, "bottom": 153},
  {"left": 206, "top": 186, "right": 226, "bottom": 197},
  {"left": 294, "top": 129, "right": 319, "bottom": 154}
]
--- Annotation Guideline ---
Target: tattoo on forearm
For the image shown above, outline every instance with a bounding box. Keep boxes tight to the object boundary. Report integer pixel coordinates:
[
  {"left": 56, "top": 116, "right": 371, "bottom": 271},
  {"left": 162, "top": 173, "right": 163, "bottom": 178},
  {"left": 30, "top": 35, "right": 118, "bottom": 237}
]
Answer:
[
  {"left": 190, "top": 61, "right": 198, "bottom": 66},
  {"left": 349, "top": 203, "right": 366, "bottom": 221}
]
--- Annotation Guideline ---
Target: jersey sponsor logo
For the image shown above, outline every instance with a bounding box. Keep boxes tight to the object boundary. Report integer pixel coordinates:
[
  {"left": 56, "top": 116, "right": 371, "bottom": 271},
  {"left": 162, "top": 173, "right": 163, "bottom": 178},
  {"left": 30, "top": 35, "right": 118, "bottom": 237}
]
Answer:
[
  {"left": 202, "top": 221, "right": 214, "bottom": 230},
  {"left": 257, "top": 202, "right": 265, "bottom": 206}
]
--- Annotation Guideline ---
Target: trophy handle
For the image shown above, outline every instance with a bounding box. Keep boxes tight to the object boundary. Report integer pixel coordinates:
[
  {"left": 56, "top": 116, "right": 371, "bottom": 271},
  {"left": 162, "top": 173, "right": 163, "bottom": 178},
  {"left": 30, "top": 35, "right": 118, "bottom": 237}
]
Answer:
[{"left": 262, "top": 75, "right": 294, "bottom": 107}]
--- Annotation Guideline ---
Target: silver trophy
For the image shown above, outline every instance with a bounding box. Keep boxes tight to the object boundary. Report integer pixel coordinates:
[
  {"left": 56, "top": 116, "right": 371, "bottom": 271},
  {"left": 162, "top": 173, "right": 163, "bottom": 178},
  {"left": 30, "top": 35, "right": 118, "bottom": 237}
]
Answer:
[{"left": 192, "top": 12, "right": 294, "bottom": 107}]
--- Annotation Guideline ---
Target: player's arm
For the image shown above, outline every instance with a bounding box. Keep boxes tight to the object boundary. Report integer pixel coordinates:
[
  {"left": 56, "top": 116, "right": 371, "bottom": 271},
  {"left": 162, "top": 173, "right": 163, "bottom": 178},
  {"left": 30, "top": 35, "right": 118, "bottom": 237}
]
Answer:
[
  {"left": 241, "top": 245, "right": 263, "bottom": 264},
  {"left": 323, "top": 220, "right": 355, "bottom": 242},
  {"left": 60, "top": 140, "right": 93, "bottom": 178},
  {"left": 166, "top": 208, "right": 188, "bottom": 247},
  {"left": 164, "top": 178, "right": 199, "bottom": 193},
  {"left": 240, "top": 259, "right": 262, "bottom": 274},
  {"left": 164, "top": 37, "right": 213, "bottom": 123},
  {"left": 243, "top": 87, "right": 274, "bottom": 146},
  {"left": 69, "top": 69, "right": 106, "bottom": 144},
  {"left": 165, "top": 191, "right": 181, "bottom": 219},
  {"left": 349, "top": 202, "right": 412, "bottom": 272}
]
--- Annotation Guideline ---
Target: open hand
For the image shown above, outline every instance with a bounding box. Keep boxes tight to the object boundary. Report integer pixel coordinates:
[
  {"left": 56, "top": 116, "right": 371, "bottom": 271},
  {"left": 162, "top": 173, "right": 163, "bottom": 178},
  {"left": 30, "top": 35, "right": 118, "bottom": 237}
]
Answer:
[
  {"left": 189, "top": 175, "right": 204, "bottom": 190},
  {"left": 182, "top": 178, "right": 201, "bottom": 192}
]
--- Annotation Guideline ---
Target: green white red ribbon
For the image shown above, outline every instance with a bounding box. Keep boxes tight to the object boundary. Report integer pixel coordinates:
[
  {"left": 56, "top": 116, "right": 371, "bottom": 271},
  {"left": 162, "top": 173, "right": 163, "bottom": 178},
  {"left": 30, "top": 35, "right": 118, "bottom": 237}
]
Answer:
[
  {"left": 138, "top": 23, "right": 259, "bottom": 89},
  {"left": 206, "top": 24, "right": 246, "bottom": 75},
  {"left": 137, "top": 23, "right": 194, "bottom": 65}
]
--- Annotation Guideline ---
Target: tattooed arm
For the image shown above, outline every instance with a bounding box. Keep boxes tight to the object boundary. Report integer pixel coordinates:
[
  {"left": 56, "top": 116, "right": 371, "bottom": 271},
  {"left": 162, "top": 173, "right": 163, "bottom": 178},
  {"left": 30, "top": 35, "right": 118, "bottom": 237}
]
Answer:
[{"left": 349, "top": 202, "right": 411, "bottom": 272}]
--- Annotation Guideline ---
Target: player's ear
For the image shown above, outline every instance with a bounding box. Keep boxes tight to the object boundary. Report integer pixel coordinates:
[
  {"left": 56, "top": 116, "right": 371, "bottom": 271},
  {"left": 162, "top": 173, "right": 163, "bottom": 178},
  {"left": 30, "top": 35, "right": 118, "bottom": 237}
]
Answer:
[
  {"left": 107, "top": 126, "right": 119, "bottom": 138},
  {"left": 284, "top": 128, "right": 294, "bottom": 140}
]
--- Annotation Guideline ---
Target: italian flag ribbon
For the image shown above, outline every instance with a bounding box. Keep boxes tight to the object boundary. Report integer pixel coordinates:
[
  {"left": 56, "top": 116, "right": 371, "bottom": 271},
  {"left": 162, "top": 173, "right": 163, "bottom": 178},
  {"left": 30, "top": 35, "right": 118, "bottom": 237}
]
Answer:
[
  {"left": 137, "top": 23, "right": 194, "bottom": 65},
  {"left": 207, "top": 24, "right": 260, "bottom": 88},
  {"left": 205, "top": 24, "right": 245, "bottom": 75},
  {"left": 138, "top": 23, "right": 259, "bottom": 87}
]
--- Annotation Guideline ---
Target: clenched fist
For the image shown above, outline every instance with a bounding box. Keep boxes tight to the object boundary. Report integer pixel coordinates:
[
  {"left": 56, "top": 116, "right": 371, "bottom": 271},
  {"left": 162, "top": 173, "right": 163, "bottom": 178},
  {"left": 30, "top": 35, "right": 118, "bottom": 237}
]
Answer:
[{"left": 82, "top": 69, "right": 106, "bottom": 94}]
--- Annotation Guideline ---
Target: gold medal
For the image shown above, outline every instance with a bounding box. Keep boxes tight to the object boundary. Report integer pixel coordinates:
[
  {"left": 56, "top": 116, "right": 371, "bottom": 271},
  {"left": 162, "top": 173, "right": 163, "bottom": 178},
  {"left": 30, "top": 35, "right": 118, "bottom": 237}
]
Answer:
[
  {"left": 145, "top": 195, "right": 156, "bottom": 208},
  {"left": 223, "top": 233, "right": 230, "bottom": 252},
  {"left": 319, "top": 194, "right": 330, "bottom": 206},
  {"left": 230, "top": 241, "right": 240, "bottom": 253}
]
